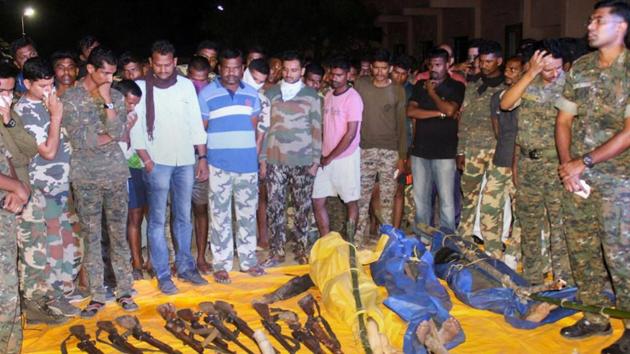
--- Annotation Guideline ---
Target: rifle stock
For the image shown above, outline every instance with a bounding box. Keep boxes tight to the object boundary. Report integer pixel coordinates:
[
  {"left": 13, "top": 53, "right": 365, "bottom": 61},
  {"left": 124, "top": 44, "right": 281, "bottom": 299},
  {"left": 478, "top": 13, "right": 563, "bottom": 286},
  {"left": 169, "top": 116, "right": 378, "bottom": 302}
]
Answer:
[{"left": 116, "top": 315, "right": 182, "bottom": 354}]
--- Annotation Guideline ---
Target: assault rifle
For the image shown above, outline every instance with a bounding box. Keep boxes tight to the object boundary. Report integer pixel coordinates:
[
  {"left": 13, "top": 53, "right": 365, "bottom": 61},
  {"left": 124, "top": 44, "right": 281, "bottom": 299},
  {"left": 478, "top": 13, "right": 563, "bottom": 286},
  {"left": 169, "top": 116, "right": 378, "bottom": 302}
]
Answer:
[
  {"left": 214, "top": 300, "right": 277, "bottom": 353},
  {"left": 252, "top": 301, "right": 301, "bottom": 354},
  {"left": 276, "top": 309, "right": 323, "bottom": 353},
  {"left": 197, "top": 302, "right": 253, "bottom": 354},
  {"left": 96, "top": 321, "right": 144, "bottom": 354},
  {"left": 176, "top": 307, "right": 234, "bottom": 354}
]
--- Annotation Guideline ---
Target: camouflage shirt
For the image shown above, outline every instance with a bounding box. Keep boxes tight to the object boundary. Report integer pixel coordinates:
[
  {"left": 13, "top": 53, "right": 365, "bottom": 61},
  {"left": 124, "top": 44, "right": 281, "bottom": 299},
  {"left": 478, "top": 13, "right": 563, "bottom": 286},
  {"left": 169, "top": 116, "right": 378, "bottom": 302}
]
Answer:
[
  {"left": 0, "top": 135, "right": 13, "bottom": 202},
  {"left": 556, "top": 49, "right": 630, "bottom": 177},
  {"left": 516, "top": 73, "right": 566, "bottom": 151},
  {"left": 0, "top": 105, "right": 38, "bottom": 183},
  {"left": 458, "top": 77, "right": 505, "bottom": 154},
  {"left": 261, "top": 84, "right": 322, "bottom": 167},
  {"left": 61, "top": 83, "right": 130, "bottom": 184},
  {"left": 14, "top": 97, "right": 71, "bottom": 193}
]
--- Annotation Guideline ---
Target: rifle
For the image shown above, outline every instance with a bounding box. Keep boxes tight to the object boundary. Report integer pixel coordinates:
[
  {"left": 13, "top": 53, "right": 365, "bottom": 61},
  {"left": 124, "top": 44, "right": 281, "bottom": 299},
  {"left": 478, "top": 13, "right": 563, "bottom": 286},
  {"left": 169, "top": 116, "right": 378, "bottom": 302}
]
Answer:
[
  {"left": 276, "top": 309, "right": 324, "bottom": 354},
  {"left": 213, "top": 300, "right": 270, "bottom": 348},
  {"left": 175, "top": 308, "right": 234, "bottom": 354},
  {"left": 298, "top": 294, "right": 343, "bottom": 354},
  {"left": 96, "top": 320, "right": 144, "bottom": 354},
  {"left": 116, "top": 315, "right": 182, "bottom": 354},
  {"left": 197, "top": 302, "right": 254, "bottom": 354},
  {"left": 157, "top": 303, "right": 205, "bottom": 353},
  {"left": 255, "top": 275, "right": 314, "bottom": 304},
  {"left": 61, "top": 325, "right": 104, "bottom": 354},
  {"left": 252, "top": 301, "right": 301, "bottom": 354}
]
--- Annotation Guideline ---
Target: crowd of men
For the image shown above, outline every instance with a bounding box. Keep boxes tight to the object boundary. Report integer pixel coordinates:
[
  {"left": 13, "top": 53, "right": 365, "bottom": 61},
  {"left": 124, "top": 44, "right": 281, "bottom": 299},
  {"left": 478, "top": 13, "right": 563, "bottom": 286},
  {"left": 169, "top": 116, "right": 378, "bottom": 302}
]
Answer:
[{"left": 0, "top": 0, "right": 628, "bottom": 353}]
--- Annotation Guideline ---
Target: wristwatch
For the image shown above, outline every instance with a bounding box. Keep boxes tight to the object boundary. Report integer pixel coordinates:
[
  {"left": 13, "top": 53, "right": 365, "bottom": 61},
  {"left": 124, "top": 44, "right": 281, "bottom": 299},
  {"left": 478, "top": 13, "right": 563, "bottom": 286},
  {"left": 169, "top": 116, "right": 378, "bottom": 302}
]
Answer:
[
  {"left": 103, "top": 102, "right": 114, "bottom": 110},
  {"left": 439, "top": 112, "right": 446, "bottom": 119},
  {"left": 582, "top": 153, "right": 594, "bottom": 168},
  {"left": 198, "top": 155, "right": 207, "bottom": 160},
  {"left": 3, "top": 118, "right": 16, "bottom": 128}
]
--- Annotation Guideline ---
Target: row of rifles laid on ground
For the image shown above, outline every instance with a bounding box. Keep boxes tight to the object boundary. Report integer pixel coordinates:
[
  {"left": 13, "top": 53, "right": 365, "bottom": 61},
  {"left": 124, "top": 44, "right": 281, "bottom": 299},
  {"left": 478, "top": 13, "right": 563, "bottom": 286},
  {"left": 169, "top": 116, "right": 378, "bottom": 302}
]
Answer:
[{"left": 61, "top": 293, "right": 342, "bottom": 354}]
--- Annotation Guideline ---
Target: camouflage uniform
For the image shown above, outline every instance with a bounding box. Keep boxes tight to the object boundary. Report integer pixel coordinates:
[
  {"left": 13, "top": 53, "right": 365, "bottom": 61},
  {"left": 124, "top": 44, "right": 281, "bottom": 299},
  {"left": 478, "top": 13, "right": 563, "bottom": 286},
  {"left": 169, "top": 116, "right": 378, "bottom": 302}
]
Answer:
[
  {"left": 61, "top": 84, "right": 134, "bottom": 303},
  {"left": 457, "top": 77, "right": 504, "bottom": 238},
  {"left": 0, "top": 137, "right": 22, "bottom": 354},
  {"left": 14, "top": 97, "right": 79, "bottom": 299},
  {"left": 513, "top": 74, "right": 573, "bottom": 285},
  {"left": 261, "top": 84, "right": 322, "bottom": 258},
  {"left": 0, "top": 109, "right": 38, "bottom": 183},
  {"left": 556, "top": 49, "right": 630, "bottom": 326}
]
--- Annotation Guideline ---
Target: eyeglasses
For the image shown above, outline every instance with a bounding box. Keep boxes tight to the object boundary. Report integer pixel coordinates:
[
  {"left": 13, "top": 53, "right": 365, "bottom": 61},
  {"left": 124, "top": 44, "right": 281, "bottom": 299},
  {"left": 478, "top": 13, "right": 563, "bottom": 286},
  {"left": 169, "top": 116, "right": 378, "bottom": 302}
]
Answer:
[{"left": 585, "top": 17, "right": 624, "bottom": 27}]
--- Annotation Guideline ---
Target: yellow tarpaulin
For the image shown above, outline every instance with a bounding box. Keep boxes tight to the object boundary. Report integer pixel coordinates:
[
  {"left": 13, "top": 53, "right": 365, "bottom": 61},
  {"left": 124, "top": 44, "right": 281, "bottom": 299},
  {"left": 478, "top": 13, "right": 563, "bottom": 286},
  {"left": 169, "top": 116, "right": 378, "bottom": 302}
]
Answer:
[{"left": 23, "top": 232, "right": 623, "bottom": 354}]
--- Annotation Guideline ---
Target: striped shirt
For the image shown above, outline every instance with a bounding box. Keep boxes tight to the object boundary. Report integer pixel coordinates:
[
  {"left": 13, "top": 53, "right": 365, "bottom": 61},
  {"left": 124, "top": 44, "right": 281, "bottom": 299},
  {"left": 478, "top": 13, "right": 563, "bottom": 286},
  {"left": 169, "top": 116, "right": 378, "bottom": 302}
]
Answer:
[{"left": 198, "top": 80, "right": 261, "bottom": 173}]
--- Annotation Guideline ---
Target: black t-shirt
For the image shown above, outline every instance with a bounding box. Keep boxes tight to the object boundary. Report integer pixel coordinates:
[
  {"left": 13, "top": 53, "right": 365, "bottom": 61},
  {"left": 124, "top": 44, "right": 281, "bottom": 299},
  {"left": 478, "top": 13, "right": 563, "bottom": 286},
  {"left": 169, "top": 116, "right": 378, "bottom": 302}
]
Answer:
[
  {"left": 490, "top": 90, "right": 518, "bottom": 167},
  {"left": 409, "top": 77, "right": 466, "bottom": 159}
]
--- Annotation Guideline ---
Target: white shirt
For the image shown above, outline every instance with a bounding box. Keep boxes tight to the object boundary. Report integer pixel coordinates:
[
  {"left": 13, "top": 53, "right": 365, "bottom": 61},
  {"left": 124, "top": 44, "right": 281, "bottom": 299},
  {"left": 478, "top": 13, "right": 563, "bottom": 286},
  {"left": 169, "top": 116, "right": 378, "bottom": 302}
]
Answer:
[{"left": 131, "top": 77, "right": 207, "bottom": 166}]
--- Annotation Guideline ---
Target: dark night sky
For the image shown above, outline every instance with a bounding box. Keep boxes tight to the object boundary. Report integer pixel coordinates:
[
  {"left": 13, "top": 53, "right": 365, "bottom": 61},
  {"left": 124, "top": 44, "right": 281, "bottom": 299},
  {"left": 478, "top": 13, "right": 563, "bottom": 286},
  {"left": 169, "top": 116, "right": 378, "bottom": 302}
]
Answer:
[{"left": 0, "top": 0, "right": 381, "bottom": 60}]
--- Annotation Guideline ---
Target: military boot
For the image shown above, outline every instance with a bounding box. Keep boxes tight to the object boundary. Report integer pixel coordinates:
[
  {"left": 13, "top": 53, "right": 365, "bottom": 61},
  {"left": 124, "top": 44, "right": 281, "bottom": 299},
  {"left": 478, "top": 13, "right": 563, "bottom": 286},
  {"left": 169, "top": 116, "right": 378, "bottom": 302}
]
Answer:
[{"left": 22, "top": 297, "right": 68, "bottom": 325}]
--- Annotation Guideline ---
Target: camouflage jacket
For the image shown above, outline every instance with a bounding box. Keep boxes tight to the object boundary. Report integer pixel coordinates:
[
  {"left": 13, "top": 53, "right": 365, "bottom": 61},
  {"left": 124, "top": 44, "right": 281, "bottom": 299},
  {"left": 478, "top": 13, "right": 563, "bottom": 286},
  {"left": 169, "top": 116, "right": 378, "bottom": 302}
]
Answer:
[
  {"left": 260, "top": 84, "right": 322, "bottom": 167},
  {"left": 0, "top": 107, "right": 37, "bottom": 183},
  {"left": 556, "top": 49, "right": 630, "bottom": 177},
  {"left": 458, "top": 77, "right": 505, "bottom": 154},
  {"left": 14, "top": 97, "right": 72, "bottom": 193},
  {"left": 0, "top": 134, "right": 13, "bottom": 203},
  {"left": 516, "top": 73, "right": 566, "bottom": 151},
  {"left": 61, "top": 83, "right": 130, "bottom": 184}
]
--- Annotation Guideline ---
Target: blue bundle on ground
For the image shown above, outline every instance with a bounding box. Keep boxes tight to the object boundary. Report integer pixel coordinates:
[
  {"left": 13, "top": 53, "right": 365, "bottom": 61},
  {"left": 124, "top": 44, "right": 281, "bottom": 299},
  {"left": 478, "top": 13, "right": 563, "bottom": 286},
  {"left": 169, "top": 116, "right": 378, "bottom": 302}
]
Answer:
[
  {"left": 371, "top": 225, "right": 465, "bottom": 353},
  {"left": 428, "top": 227, "right": 578, "bottom": 329}
]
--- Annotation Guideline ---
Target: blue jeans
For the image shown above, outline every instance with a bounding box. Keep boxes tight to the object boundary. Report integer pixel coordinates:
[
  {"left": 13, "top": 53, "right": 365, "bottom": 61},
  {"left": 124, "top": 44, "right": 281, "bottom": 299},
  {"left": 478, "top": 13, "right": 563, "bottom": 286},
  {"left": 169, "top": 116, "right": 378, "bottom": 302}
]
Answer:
[
  {"left": 144, "top": 164, "right": 195, "bottom": 281},
  {"left": 411, "top": 156, "right": 456, "bottom": 232}
]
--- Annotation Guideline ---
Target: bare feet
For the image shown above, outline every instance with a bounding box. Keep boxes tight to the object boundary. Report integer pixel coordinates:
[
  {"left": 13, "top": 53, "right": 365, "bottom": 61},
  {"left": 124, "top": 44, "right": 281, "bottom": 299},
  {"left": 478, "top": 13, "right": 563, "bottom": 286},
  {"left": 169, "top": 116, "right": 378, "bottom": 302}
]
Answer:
[
  {"left": 438, "top": 317, "right": 462, "bottom": 345},
  {"left": 524, "top": 302, "right": 558, "bottom": 322},
  {"left": 415, "top": 320, "right": 430, "bottom": 344},
  {"left": 415, "top": 319, "right": 448, "bottom": 354},
  {"left": 213, "top": 270, "right": 231, "bottom": 284}
]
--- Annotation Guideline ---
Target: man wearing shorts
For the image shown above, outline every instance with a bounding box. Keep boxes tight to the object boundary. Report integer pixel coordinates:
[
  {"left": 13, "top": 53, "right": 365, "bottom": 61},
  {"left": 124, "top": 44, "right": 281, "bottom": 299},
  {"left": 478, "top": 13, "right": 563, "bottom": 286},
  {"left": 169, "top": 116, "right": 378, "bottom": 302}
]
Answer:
[{"left": 312, "top": 58, "right": 363, "bottom": 237}]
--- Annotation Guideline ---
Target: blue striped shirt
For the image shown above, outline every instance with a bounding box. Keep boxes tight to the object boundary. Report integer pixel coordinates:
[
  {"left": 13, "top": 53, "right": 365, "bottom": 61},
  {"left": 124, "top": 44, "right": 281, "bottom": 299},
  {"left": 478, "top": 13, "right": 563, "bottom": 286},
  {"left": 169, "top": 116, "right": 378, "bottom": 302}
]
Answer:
[{"left": 198, "top": 80, "right": 261, "bottom": 173}]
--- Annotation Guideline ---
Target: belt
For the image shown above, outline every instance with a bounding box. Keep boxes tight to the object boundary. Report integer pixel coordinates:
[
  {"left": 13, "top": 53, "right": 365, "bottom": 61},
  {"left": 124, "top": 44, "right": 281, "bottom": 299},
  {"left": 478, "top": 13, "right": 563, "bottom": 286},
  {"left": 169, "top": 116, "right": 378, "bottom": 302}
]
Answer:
[{"left": 520, "top": 148, "right": 557, "bottom": 160}]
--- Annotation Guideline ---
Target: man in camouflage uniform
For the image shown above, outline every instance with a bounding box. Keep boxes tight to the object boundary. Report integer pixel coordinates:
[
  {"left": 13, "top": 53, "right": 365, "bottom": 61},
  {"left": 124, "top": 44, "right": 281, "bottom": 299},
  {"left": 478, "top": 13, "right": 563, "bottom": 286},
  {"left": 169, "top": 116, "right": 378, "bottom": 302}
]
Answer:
[
  {"left": 500, "top": 42, "right": 573, "bottom": 285},
  {"left": 260, "top": 50, "right": 322, "bottom": 266},
  {"left": 0, "top": 63, "right": 31, "bottom": 354},
  {"left": 61, "top": 46, "right": 137, "bottom": 317},
  {"left": 198, "top": 49, "right": 264, "bottom": 284},
  {"left": 14, "top": 57, "right": 81, "bottom": 318},
  {"left": 457, "top": 41, "right": 505, "bottom": 244},
  {"left": 555, "top": 1, "right": 630, "bottom": 349}
]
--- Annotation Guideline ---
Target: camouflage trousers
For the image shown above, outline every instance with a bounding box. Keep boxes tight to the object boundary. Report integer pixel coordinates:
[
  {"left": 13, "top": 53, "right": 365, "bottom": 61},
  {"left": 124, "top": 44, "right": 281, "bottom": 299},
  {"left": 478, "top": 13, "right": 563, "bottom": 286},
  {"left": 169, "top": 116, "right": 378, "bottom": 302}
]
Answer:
[
  {"left": 516, "top": 157, "right": 573, "bottom": 285},
  {"left": 18, "top": 187, "right": 80, "bottom": 300},
  {"left": 267, "top": 164, "right": 315, "bottom": 257},
  {"left": 0, "top": 210, "right": 21, "bottom": 354},
  {"left": 208, "top": 165, "right": 258, "bottom": 272},
  {"left": 478, "top": 165, "right": 513, "bottom": 260},
  {"left": 357, "top": 148, "right": 398, "bottom": 246},
  {"left": 562, "top": 185, "right": 612, "bottom": 325},
  {"left": 458, "top": 148, "right": 494, "bottom": 238},
  {"left": 73, "top": 181, "right": 133, "bottom": 303},
  {"left": 593, "top": 173, "right": 630, "bottom": 327}
]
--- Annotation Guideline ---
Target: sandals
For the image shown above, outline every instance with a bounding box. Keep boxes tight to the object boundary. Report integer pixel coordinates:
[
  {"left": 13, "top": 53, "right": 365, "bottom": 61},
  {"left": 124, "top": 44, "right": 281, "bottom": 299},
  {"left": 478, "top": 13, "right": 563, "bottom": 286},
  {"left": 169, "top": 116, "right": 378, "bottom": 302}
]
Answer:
[
  {"left": 213, "top": 270, "right": 232, "bottom": 284},
  {"left": 116, "top": 295, "right": 139, "bottom": 312},
  {"left": 241, "top": 265, "right": 266, "bottom": 277},
  {"left": 260, "top": 255, "right": 285, "bottom": 268},
  {"left": 80, "top": 301, "right": 105, "bottom": 319}
]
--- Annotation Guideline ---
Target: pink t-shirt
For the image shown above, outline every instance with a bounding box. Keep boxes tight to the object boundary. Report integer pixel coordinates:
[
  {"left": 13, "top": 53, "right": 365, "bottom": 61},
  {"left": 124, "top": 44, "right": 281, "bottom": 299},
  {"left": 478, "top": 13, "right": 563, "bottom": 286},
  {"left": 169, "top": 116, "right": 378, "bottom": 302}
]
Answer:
[{"left": 322, "top": 87, "right": 363, "bottom": 159}]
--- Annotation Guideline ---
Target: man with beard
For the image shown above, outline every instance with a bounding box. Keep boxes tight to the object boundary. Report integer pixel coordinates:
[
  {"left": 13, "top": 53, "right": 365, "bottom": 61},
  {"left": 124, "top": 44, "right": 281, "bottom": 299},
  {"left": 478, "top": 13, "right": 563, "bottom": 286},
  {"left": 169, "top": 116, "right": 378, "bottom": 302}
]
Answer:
[
  {"left": 260, "top": 50, "right": 322, "bottom": 266},
  {"left": 130, "top": 40, "right": 209, "bottom": 294},
  {"left": 198, "top": 49, "right": 265, "bottom": 284},
  {"left": 457, "top": 41, "right": 505, "bottom": 245},
  {"left": 263, "top": 57, "right": 282, "bottom": 90},
  {"left": 311, "top": 57, "right": 363, "bottom": 237},
  {"left": 555, "top": 1, "right": 630, "bottom": 350},
  {"left": 10, "top": 37, "right": 38, "bottom": 95},
  {"left": 119, "top": 52, "right": 144, "bottom": 81},
  {"left": 407, "top": 48, "right": 465, "bottom": 235},
  {"left": 501, "top": 41, "right": 573, "bottom": 284},
  {"left": 51, "top": 51, "right": 79, "bottom": 97}
]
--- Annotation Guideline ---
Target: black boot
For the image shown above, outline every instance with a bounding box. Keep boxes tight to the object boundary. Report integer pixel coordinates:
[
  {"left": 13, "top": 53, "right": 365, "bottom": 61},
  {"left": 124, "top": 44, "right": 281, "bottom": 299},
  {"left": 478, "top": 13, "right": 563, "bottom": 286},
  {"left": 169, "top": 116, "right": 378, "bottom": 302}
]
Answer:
[
  {"left": 602, "top": 329, "right": 630, "bottom": 354},
  {"left": 560, "top": 318, "right": 612, "bottom": 339}
]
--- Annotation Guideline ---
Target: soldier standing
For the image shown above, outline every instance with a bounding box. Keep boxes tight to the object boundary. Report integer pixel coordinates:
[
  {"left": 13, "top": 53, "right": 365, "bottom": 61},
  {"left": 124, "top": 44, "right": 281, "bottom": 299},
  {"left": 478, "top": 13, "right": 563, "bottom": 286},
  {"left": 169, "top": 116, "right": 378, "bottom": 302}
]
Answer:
[
  {"left": 500, "top": 41, "right": 573, "bottom": 286},
  {"left": 555, "top": 1, "right": 630, "bottom": 350},
  {"left": 61, "top": 46, "right": 138, "bottom": 317},
  {"left": 456, "top": 40, "right": 505, "bottom": 248}
]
